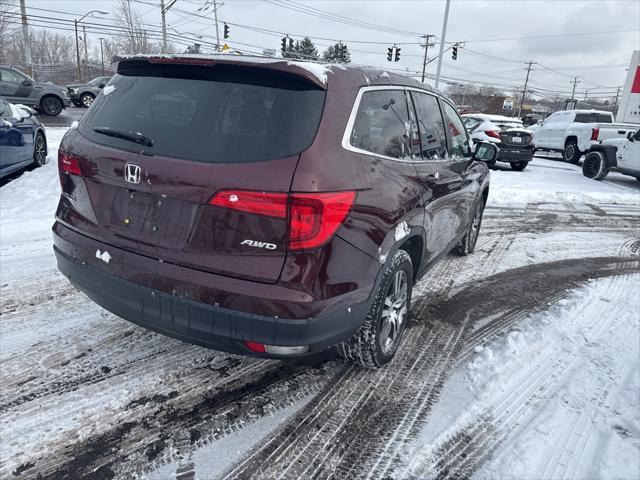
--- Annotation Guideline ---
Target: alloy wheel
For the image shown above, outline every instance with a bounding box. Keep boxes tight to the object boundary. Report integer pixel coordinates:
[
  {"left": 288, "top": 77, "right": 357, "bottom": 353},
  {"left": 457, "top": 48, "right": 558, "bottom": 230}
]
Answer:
[
  {"left": 35, "top": 134, "right": 46, "bottom": 165},
  {"left": 379, "top": 270, "right": 408, "bottom": 355}
]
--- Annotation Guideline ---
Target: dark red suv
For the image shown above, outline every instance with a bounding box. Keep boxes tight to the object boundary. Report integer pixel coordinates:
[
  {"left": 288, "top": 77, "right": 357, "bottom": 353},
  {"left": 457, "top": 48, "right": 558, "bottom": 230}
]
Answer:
[{"left": 53, "top": 55, "right": 495, "bottom": 368}]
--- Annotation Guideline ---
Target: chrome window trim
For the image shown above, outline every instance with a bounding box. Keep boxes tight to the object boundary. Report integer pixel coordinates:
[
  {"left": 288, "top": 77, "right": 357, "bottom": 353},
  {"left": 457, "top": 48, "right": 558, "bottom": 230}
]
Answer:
[{"left": 341, "top": 85, "right": 440, "bottom": 163}]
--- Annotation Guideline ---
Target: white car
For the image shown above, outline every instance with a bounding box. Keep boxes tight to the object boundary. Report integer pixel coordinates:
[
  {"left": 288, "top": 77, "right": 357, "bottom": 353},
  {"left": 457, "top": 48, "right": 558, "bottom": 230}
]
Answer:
[
  {"left": 462, "top": 114, "right": 534, "bottom": 170},
  {"left": 582, "top": 128, "right": 640, "bottom": 181},
  {"left": 532, "top": 109, "right": 635, "bottom": 164}
]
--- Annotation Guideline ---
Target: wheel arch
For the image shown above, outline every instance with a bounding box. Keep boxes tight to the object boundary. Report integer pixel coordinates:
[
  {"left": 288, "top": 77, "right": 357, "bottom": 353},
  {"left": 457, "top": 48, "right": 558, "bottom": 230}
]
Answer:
[
  {"left": 565, "top": 135, "right": 578, "bottom": 147},
  {"left": 588, "top": 144, "right": 618, "bottom": 167}
]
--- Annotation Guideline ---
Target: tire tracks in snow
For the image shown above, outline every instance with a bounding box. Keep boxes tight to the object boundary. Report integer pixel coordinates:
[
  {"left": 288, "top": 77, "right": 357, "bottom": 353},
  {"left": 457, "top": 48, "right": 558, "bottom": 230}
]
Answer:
[
  {"left": 405, "top": 272, "right": 639, "bottom": 480},
  {"left": 221, "top": 256, "right": 640, "bottom": 480}
]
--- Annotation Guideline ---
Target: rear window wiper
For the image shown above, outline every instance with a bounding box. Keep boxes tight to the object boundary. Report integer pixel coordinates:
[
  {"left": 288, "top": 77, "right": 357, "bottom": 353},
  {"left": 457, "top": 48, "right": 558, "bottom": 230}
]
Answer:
[{"left": 93, "top": 127, "right": 153, "bottom": 148}]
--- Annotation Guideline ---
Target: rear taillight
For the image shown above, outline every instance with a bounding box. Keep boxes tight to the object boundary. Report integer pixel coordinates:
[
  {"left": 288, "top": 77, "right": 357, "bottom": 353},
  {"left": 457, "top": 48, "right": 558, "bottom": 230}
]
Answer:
[
  {"left": 289, "top": 192, "right": 355, "bottom": 250},
  {"left": 485, "top": 130, "right": 501, "bottom": 139},
  {"left": 591, "top": 127, "right": 600, "bottom": 141},
  {"left": 209, "top": 190, "right": 356, "bottom": 251},
  {"left": 58, "top": 151, "right": 82, "bottom": 175},
  {"left": 209, "top": 190, "right": 287, "bottom": 218}
]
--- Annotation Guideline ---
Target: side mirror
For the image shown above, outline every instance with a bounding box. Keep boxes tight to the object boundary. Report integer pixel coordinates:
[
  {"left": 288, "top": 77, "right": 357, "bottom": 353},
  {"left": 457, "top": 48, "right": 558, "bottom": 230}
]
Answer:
[
  {"left": 474, "top": 142, "right": 498, "bottom": 163},
  {"left": 634, "top": 130, "right": 640, "bottom": 142},
  {"left": 98, "top": 83, "right": 106, "bottom": 88},
  {"left": 21, "top": 79, "right": 32, "bottom": 87},
  {"left": 627, "top": 131, "right": 635, "bottom": 142}
]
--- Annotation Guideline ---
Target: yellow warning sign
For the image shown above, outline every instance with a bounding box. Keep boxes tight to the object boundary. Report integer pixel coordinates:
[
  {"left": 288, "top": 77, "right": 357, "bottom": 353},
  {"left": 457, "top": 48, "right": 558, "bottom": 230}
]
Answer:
[{"left": 221, "top": 43, "right": 230, "bottom": 52}]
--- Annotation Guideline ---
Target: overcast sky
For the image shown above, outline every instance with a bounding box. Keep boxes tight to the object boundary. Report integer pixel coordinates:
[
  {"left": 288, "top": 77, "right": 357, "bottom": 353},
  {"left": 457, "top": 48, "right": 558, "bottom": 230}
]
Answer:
[{"left": 21, "top": 0, "right": 640, "bottom": 98}]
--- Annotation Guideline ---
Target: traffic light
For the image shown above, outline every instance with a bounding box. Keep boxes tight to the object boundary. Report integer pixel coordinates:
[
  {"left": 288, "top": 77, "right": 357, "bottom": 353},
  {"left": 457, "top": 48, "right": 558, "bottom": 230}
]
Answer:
[
  {"left": 452, "top": 43, "right": 458, "bottom": 60},
  {"left": 387, "top": 46, "right": 393, "bottom": 62},
  {"left": 288, "top": 38, "right": 294, "bottom": 51},
  {"left": 224, "top": 23, "right": 229, "bottom": 39},
  {"left": 281, "top": 36, "right": 287, "bottom": 52},
  {"left": 394, "top": 47, "right": 401, "bottom": 62}
]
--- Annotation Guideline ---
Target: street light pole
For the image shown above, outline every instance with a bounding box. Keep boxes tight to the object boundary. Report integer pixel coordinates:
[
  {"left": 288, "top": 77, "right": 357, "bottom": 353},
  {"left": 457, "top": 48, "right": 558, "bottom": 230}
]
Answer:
[
  {"left": 83, "top": 24, "right": 89, "bottom": 79},
  {"left": 434, "top": 0, "right": 451, "bottom": 89},
  {"left": 19, "top": 0, "right": 32, "bottom": 77},
  {"left": 74, "top": 10, "right": 109, "bottom": 82}
]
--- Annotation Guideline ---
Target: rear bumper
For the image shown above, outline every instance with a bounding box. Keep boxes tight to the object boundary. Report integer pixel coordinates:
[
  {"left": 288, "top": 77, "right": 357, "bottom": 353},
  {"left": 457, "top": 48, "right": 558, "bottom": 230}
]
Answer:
[
  {"left": 497, "top": 146, "right": 533, "bottom": 162},
  {"left": 53, "top": 223, "right": 371, "bottom": 357}
]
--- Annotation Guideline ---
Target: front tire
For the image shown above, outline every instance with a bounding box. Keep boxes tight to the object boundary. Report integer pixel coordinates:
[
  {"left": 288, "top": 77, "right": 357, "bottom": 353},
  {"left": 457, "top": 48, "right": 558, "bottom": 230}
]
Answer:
[
  {"left": 337, "top": 249, "right": 413, "bottom": 368},
  {"left": 33, "top": 132, "right": 47, "bottom": 166},
  {"left": 510, "top": 161, "right": 527, "bottom": 171},
  {"left": 40, "top": 96, "right": 63, "bottom": 116},
  {"left": 564, "top": 141, "right": 581, "bottom": 164},
  {"left": 80, "top": 92, "right": 95, "bottom": 108},
  {"left": 582, "top": 151, "right": 609, "bottom": 180},
  {"left": 452, "top": 200, "right": 485, "bottom": 256}
]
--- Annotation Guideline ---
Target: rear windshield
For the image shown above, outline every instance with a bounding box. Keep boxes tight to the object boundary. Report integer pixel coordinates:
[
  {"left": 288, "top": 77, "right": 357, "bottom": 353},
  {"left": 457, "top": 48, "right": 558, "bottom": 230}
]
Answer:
[
  {"left": 574, "top": 113, "right": 613, "bottom": 123},
  {"left": 79, "top": 62, "right": 326, "bottom": 163}
]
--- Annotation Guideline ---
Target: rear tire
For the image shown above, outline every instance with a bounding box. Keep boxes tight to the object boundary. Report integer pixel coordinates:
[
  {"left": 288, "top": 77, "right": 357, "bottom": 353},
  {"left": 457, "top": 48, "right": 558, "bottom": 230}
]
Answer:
[
  {"left": 564, "top": 141, "right": 581, "bottom": 164},
  {"left": 33, "top": 132, "right": 47, "bottom": 166},
  {"left": 582, "top": 151, "right": 609, "bottom": 180},
  {"left": 40, "top": 96, "right": 63, "bottom": 116},
  {"left": 337, "top": 249, "right": 413, "bottom": 368},
  {"left": 452, "top": 200, "right": 484, "bottom": 256},
  {"left": 80, "top": 92, "right": 95, "bottom": 108},
  {"left": 510, "top": 161, "right": 527, "bottom": 171}
]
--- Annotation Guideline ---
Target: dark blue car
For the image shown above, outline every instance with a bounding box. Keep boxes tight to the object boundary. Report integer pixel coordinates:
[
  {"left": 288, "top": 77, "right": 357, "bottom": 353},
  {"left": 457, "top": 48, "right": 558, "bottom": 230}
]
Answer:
[{"left": 0, "top": 96, "right": 47, "bottom": 179}]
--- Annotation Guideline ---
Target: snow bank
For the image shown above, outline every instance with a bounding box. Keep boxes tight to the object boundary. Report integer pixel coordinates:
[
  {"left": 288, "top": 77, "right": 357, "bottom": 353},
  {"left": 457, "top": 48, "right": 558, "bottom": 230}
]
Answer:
[{"left": 488, "top": 158, "right": 640, "bottom": 207}]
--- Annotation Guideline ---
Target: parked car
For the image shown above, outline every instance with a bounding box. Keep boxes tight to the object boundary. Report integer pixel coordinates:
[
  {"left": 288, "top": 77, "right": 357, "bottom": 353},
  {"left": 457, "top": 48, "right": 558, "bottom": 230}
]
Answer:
[
  {"left": 0, "top": 66, "right": 71, "bottom": 116},
  {"left": 582, "top": 128, "right": 640, "bottom": 181},
  {"left": 0, "top": 96, "right": 47, "bottom": 179},
  {"left": 67, "top": 76, "right": 112, "bottom": 108},
  {"left": 462, "top": 113, "right": 533, "bottom": 170},
  {"left": 53, "top": 55, "right": 496, "bottom": 368},
  {"left": 533, "top": 109, "right": 635, "bottom": 164}
]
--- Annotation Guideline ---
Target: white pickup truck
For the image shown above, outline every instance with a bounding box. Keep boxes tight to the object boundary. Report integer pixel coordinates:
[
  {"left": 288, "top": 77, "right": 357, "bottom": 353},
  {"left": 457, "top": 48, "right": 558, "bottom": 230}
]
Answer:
[
  {"left": 533, "top": 109, "right": 637, "bottom": 164},
  {"left": 582, "top": 128, "right": 640, "bottom": 181}
]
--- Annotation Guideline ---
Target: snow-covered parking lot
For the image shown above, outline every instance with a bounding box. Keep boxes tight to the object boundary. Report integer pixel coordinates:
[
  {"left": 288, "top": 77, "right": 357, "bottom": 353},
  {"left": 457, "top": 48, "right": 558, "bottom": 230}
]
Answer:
[{"left": 1, "top": 127, "right": 639, "bottom": 479}]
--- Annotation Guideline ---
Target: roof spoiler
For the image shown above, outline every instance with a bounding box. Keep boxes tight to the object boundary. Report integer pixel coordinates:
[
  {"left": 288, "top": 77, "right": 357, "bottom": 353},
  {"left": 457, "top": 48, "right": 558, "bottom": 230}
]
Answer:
[{"left": 111, "top": 54, "right": 329, "bottom": 89}]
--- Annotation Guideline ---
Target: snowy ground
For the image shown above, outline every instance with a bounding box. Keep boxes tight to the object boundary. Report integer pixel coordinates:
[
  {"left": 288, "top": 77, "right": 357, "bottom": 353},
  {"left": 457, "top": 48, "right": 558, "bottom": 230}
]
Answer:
[{"left": 1, "top": 128, "right": 639, "bottom": 480}]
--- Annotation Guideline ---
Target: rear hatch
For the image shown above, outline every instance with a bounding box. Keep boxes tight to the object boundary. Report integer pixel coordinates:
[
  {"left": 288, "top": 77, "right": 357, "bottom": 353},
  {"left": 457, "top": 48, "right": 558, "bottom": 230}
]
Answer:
[
  {"left": 499, "top": 129, "right": 532, "bottom": 148},
  {"left": 57, "top": 58, "right": 326, "bottom": 283}
]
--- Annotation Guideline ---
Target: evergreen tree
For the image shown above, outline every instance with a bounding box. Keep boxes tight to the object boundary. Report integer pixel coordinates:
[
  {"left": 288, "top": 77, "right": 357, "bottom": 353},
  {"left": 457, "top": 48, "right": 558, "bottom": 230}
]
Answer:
[
  {"left": 297, "top": 36, "right": 319, "bottom": 60},
  {"left": 322, "top": 42, "right": 351, "bottom": 63}
]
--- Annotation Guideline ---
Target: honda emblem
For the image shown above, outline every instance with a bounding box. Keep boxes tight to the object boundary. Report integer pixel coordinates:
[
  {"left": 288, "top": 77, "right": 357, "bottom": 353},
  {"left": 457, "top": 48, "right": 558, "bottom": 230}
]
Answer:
[{"left": 124, "top": 163, "right": 141, "bottom": 184}]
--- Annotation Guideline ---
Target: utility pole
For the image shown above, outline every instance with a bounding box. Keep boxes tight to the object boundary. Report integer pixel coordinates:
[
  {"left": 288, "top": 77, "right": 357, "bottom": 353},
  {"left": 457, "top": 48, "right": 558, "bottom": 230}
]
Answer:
[
  {"left": 213, "top": 0, "right": 220, "bottom": 52},
  {"left": 19, "top": 0, "right": 32, "bottom": 77},
  {"left": 83, "top": 25, "right": 89, "bottom": 79},
  {"left": 99, "top": 37, "right": 105, "bottom": 74},
  {"left": 434, "top": 0, "right": 451, "bottom": 89},
  {"left": 582, "top": 89, "right": 589, "bottom": 108},
  {"left": 420, "top": 34, "right": 434, "bottom": 83},
  {"left": 570, "top": 77, "right": 580, "bottom": 102},
  {"left": 516, "top": 61, "right": 535, "bottom": 118},
  {"left": 161, "top": 0, "right": 167, "bottom": 53},
  {"left": 613, "top": 86, "right": 621, "bottom": 114},
  {"left": 75, "top": 20, "right": 81, "bottom": 81}
]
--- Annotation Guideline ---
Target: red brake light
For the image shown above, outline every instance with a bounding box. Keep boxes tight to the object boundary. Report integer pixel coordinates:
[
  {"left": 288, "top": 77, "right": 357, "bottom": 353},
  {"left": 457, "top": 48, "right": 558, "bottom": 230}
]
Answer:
[
  {"left": 485, "top": 130, "right": 501, "bottom": 139},
  {"left": 58, "top": 151, "right": 82, "bottom": 175},
  {"left": 209, "top": 190, "right": 288, "bottom": 218},
  {"left": 244, "top": 341, "right": 266, "bottom": 353},
  {"left": 591, "top": 127, "right": 600, "bottom": 141},
  {"left": 289, "top": 192, "right": 355, "bottom": 250}
]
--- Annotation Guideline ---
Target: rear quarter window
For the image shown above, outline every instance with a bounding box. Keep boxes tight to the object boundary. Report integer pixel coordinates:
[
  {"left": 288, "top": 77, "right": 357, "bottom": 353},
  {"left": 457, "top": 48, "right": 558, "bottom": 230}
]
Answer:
[{"left": 79, "top": 64, "right": 326, "bottom": 163}]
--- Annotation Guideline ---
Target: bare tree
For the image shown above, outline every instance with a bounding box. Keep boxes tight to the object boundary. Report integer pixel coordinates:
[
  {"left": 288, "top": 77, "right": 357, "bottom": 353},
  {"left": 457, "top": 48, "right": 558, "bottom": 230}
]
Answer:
[
  {"left": 114, "top": 0, "right": 159, "bottom": 54},
  {"left": 0, "top": 0, "right": 19, "bottom": 63}
]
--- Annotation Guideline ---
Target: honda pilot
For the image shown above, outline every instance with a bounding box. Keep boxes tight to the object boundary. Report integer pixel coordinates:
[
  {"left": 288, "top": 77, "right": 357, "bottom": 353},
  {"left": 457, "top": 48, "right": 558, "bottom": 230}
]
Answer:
[{"left": 53, "top": 55, "right": 495, "bottom": 368}]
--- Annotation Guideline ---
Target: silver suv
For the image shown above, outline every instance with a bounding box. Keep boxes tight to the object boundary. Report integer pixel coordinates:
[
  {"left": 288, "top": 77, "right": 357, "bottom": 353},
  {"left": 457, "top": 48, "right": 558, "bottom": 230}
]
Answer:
[{"left": 0, "top": 66, "right": 71, "bottom": 116}]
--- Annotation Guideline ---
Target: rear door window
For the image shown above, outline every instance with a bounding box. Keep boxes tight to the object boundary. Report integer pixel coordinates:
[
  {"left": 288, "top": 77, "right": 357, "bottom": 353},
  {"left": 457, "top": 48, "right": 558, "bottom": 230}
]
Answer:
[
  {"left": 410, "top": 91, "right": 448, "bottom": 160},
  {"left": 350, "top": 89, "right": 412, "bottom": 159},
  {"left": 79, "top": 63, "right": 326, "bottom": 163},
  {"left": 440, "top": 101, "right": 470, "bottom": 158}
]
